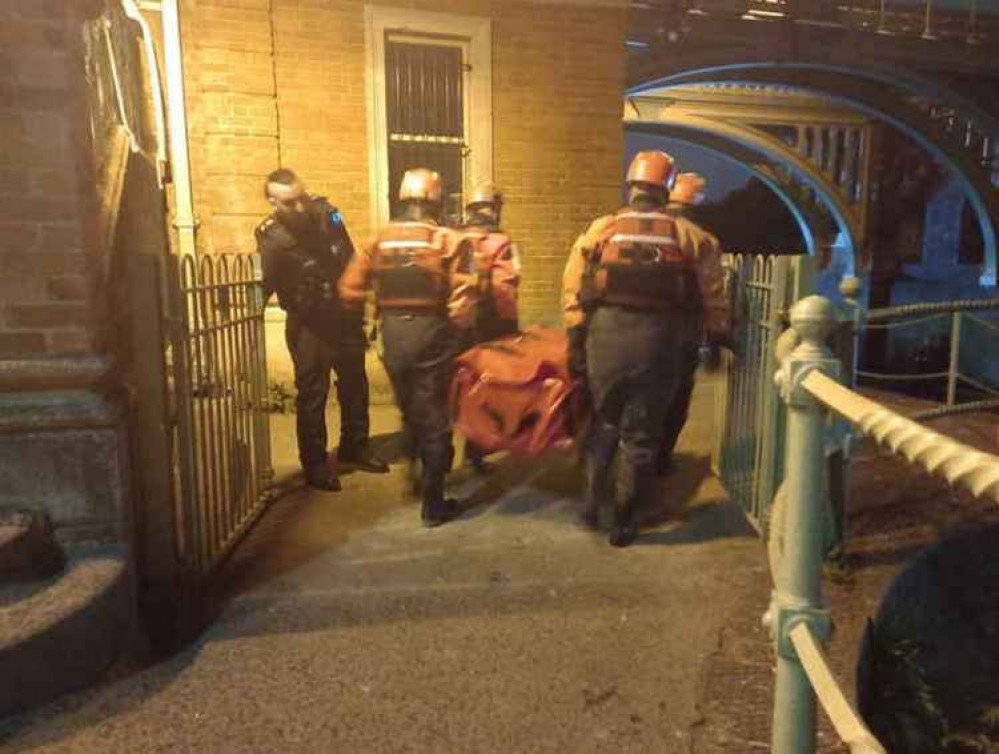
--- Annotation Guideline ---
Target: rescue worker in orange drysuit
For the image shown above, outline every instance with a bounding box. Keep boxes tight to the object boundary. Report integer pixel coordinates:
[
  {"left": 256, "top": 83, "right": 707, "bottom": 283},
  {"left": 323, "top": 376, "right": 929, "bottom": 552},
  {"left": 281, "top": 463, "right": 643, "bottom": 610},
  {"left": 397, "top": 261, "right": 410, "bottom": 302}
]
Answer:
[
  {"left": 339, "top": 168, "right": 477, "bottom": 527},
  {"left": 562, "top": 152, "right": 731, "bottom": 547},
  {"left": 656, "top": 171, "right": 724, "bottom": 475},
  {"left": 458, "top": 183, "right": 522, "bottom": 473}
]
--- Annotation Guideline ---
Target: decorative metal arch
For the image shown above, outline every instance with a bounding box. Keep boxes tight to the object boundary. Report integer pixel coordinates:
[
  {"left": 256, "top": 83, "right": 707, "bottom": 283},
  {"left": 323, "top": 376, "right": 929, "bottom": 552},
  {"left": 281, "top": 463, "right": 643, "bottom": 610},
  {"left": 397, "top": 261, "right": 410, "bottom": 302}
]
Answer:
[
  {"left": 628, "top": 64, "right": 999, "bottom": 286},
  {"left": 625, "top": 97, "right": 861, "bottom": 267},
  {"left": 625, "top": 120, "right": 822, "bottom": 259},
  {"left": 632, "top": 61, "right": 999, "bottom": 139}
]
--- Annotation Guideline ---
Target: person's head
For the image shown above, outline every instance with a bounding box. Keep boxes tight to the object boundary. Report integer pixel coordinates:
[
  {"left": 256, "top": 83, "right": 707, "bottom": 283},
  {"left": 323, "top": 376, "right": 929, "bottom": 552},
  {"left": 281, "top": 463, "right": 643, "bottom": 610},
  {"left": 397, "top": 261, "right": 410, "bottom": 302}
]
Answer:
[
  {"left": 625, "top": 150, "right": 677, "bottom": 211},
  {"left": 668, "top": 173, "right": 707, "bottom": 214},
  {"left": 264, "top": 168, "right": 313, "bottom": 231},
  {"left": 398, "top": 168, "right": 443, "bottom": 221},
  {"left": 464, "top": 183, "right": 503, "bottom": 228}
]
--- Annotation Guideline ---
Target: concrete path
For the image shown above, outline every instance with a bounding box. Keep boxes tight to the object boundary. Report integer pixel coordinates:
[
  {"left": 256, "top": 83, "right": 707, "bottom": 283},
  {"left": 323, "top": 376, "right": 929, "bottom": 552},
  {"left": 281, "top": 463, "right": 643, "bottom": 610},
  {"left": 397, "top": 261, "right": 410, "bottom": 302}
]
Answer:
[{"left": 0, "top": 375, "right": 770, "bottom": 753}]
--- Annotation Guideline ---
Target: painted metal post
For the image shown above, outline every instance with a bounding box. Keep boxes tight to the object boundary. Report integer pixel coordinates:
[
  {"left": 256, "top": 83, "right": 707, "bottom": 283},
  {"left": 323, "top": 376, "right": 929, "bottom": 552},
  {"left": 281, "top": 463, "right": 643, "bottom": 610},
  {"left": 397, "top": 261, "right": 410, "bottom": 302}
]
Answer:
[
  {"left": 767, "top": 296, "right": 840, "bottom": 754},
  {"left": 921, "top": 0, "right": 937, "bottom": 39},
  {"left": 838, "top": 276, "right": 863, "bottom": 389},
  {"left": 250, "top": 255, "right": 274, "bottom": 486},
  {"left": 162, "top": 0, "right": 198, "bottom": 256},
  {"left": 968, "top": 0, "right": 981, "bottom": 43},
  {"left": 876, "top": 0, "right": 890, "bottom": 34},
  {"left": 946, "top": 310, "right": 961, "bottom": 407}
]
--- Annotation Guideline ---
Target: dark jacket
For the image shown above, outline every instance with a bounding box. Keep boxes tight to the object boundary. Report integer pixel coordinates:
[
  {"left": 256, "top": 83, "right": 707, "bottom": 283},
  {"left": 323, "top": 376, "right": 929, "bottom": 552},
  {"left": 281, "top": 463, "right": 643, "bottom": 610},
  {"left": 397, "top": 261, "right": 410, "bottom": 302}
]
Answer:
[{"left": 256, "top": 197, "right": 356, "bottom": 324}]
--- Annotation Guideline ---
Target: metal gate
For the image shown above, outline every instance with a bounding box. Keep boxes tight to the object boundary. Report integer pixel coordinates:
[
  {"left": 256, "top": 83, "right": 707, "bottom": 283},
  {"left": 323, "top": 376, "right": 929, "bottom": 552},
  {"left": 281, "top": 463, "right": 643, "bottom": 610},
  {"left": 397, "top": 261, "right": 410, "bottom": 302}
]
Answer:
[
  {"left": 714, "top": 253, "right": 813, "bottom": 534},
  {"left": 130, "top": 252, "right": 273, "bottom": 599}
]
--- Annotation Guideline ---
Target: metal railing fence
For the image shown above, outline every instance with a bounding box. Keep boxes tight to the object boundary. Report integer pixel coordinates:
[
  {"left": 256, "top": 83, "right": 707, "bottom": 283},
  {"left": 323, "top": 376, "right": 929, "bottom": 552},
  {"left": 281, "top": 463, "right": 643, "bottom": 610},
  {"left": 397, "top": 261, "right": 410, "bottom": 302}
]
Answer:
[
  {"left": 765, "top": 294, "right": 999, "bottom": 754},
  {"left": 853, "top": 297, "right": 999, "bottom": 421},
  {"left": 680, "top": 0, "right": 995, "bottom": 42},
  {"left": 168, "top": 253, "right": 274, "bottom": 580}
]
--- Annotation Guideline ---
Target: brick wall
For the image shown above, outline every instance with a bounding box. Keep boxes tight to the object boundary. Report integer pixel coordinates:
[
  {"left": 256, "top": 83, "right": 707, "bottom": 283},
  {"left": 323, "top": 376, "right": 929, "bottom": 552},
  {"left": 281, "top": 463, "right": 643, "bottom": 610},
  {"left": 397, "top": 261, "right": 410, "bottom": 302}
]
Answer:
[
  {"left": 0, "top": 1, "right": 102, "bottom": 359},
  {"left": 172, "top": 0, "right": 625, "bottom": 324},
  {"left": 489, "top": 2, "right": 626, "bottom": 323}
]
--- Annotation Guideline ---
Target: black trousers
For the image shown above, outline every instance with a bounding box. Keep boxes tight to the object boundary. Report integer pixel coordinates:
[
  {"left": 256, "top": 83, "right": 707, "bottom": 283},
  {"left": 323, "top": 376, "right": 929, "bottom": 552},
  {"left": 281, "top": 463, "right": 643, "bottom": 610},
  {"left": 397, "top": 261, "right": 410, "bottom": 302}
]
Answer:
[
  {"left": 659, "top": 342, "right": 700, "bottom": 465},
  {"left": 584, "top": 306, "right": 694, "bottom": 513},
  {"left": 380, "top": 313, "right": 456, "bottom": 499},
  {"left": 286, "top": 313, "right": 370, "bottom": 471}
]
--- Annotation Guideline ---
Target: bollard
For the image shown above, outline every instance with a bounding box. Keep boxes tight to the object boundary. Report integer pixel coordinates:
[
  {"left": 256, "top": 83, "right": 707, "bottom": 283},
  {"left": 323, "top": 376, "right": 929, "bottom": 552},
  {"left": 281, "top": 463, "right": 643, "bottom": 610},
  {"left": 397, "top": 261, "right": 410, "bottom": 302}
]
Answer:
[{"left": 767, "top": 296, "right": 841, "bottom": 754}]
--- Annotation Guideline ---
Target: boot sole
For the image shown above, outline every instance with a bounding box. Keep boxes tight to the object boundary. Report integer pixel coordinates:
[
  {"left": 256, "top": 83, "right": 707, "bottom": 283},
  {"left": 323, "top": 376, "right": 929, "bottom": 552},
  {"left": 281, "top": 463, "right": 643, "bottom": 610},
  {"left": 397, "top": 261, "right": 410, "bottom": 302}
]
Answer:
[{"left": 609, "top": 528, "right": 638, "bottom": 547}]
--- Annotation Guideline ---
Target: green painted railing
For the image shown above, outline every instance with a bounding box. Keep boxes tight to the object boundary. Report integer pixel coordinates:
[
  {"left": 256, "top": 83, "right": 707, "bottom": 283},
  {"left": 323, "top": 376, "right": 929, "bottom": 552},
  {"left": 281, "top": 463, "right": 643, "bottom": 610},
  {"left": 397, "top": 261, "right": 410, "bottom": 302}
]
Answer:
[{"left": 766, "top": 294, "right": 999, "bottom": 754}]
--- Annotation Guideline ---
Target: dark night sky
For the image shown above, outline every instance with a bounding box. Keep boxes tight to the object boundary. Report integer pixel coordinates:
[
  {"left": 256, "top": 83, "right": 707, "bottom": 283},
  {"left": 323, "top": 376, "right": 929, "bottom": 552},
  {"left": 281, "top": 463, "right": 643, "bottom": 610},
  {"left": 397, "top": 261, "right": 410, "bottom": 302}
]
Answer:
[{"left": 623, "top": 131, "right": 751, "bottom": 202}]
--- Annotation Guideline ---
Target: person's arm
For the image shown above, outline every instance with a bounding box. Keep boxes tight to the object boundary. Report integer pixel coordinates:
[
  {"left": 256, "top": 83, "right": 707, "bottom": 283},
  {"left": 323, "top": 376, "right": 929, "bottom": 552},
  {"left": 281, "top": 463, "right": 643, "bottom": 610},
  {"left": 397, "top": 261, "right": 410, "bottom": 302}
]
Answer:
[
  {"left": 489, "top": 238, "right": 521, "bottom": 323},
  {"left": 338, "top": 238, "right": 374, "bottom": 313},
  {"left": 445, "top": 230, "right": 478, "bottom": 330},
  {"left": 326, "top": 206, "right": 356, "bottom": 259},
  {"left": 255, "top": 224, "right": 279, "bottom": 305},
  {"left": 562, "top": 216, "right": 613, "bottom": 330},
  {"left": 694, "top": 231, "right": 732, "bottom": 343}
]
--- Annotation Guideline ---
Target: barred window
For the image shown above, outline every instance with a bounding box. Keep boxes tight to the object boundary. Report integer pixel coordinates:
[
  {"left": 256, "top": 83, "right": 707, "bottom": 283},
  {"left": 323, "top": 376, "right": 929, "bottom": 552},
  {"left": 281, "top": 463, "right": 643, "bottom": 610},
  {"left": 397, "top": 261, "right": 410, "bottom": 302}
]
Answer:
[{"left": 385, "top": 34, "right": 469, "bottom": 223}]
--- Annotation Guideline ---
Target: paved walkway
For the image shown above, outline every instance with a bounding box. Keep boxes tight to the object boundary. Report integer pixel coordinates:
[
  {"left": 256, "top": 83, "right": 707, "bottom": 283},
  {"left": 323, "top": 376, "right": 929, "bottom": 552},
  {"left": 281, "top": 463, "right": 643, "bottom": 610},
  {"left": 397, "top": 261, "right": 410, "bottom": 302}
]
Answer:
[{"left": 0, "top": 375, "right": 772, "bottom": 753}]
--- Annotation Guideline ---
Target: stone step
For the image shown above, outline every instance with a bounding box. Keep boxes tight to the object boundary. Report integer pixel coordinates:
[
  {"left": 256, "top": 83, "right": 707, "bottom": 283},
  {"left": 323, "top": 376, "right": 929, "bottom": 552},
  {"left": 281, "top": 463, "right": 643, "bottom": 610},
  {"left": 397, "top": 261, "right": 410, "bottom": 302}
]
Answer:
[
  {"left": 0, "top": 543, "right": 134, "bottom": 719},
  {"left": 0, "top": 510, "right": 64, "bottom": 585}
]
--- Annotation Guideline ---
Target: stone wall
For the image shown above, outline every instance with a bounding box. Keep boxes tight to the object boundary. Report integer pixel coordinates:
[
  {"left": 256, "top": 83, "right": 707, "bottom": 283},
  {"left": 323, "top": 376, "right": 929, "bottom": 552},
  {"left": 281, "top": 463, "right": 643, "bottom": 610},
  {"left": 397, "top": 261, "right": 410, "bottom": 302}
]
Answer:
[{"left": 0, "top": 1, "right": 168, "bottom": 543}]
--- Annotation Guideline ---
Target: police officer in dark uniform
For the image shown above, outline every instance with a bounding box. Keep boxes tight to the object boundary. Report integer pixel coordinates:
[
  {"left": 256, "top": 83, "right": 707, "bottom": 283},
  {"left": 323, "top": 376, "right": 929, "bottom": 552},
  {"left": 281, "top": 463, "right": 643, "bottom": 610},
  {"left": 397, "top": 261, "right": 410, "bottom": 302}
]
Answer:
[{"left": 256, "top": 168, "right": 388, "bottom": 491}]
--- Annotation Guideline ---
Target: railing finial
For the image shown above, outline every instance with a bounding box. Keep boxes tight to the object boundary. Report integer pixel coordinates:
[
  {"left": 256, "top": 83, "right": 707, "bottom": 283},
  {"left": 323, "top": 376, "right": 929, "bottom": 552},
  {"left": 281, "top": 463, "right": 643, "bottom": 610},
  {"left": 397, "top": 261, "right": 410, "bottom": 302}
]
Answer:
[
  {"left": 790, "top": 295, "right": 838, "bottom": 352},
  {"left": 838, "top": 276, "right": 862, "bottom": 302}
]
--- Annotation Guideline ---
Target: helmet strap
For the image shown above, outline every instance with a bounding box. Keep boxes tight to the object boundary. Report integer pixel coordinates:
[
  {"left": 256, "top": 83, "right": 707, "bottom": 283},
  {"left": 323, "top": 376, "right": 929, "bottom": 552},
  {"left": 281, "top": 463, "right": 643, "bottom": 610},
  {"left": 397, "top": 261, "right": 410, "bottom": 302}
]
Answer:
[
  {"left": 401, "top": 199, "right": 441, "bottom": 222},
  {"left": 466, "top": 206, "right": 498, "bottom": 228},
  {"left": 628, "top": 185, "right": 666, "bottom": 211}
]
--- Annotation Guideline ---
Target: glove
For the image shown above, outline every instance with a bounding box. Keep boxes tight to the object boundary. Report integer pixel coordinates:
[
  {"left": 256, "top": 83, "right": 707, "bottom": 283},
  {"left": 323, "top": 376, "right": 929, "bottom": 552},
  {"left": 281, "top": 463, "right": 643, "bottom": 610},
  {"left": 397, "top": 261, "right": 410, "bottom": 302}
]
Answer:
[
  {"left": 566, "top": 324, "right": 588, "bottom": 384},
  {"left": 709, "top": 330, "right": 742, "bottom": 359},
  {"left": 701, "top": 341, "right": 723, "bottom": 372}
]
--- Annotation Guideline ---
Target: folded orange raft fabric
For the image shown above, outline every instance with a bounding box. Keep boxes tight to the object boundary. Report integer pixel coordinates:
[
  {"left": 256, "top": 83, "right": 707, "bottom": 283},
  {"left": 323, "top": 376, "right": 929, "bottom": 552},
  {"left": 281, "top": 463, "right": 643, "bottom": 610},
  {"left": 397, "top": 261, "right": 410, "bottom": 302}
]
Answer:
[{"left": 450, "top": 326, "right": 581, "bottom": 457}]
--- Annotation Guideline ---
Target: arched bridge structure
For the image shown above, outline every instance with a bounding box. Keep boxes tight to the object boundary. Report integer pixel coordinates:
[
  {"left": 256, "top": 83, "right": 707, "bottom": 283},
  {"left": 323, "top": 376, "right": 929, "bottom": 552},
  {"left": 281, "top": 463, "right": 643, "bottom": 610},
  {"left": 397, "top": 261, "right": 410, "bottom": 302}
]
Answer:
[
  {"left": 624, "top": 85, "right": 875, "bottom": 268},
  {"left": 625, "top": 0, "right": 999, "bottom": 285}
]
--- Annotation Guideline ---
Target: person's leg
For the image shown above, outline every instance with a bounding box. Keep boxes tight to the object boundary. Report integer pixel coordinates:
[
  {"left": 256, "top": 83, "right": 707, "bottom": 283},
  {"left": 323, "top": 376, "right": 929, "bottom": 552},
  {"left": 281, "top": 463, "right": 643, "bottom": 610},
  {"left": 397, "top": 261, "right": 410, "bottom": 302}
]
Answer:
[
  {"left": 410, "top": 362, "right": 458, "bottom": 526},
  {"left": 613, "top": 371, "right": 677, "bottom": 547},
  {"left": 463, "top": 440, "right": 491, "bottom": 474},
  {"left": 582, "top": 390, "right": 622, "bottom": 528},
  {"left": 658, "top": 342, "right": 699, "bottom": 475},
  {"left": 411, "top": 320, "right": 461, "bottom": 526},
  {"left": 331, "top": 323, "right": 388, "bottom": 473},
  {"left": 287, "top": 318, "right": 339, "bottom": 490},
  {"left": 382, "top": 344, "right": 419, "bottom": 496}
]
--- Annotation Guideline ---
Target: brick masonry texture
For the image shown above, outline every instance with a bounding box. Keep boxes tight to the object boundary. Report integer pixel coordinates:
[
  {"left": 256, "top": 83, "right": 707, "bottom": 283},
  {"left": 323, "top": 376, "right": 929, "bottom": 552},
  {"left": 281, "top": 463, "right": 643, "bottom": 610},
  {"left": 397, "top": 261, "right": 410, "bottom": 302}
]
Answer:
[
  {"left": 0, "top": 3, "right": 102, "bottom": 358},
  {"left": 176, "top": 0, "right": 626, "bottom": 325}
]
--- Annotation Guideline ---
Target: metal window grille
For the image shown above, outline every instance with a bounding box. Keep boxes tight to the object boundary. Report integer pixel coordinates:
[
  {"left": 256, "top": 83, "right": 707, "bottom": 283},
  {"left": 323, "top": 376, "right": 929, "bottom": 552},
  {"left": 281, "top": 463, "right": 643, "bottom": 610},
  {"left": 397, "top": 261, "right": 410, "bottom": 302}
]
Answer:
[{"left": 385, "top": 35, "right": 469, "bottom": 222}]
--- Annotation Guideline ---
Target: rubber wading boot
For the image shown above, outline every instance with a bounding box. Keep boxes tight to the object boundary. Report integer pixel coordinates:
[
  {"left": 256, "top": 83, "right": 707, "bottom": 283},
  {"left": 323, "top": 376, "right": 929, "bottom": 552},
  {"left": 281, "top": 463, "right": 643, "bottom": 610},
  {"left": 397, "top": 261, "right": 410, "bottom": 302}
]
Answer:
[
  {"left": 609, "top": 507, "right": 638, "bottom": 548},
  {"left": 420, "top": 467, "right": 459, "bottom": 528},
  {"left": 337, "top": 443, "right": 389, "bottom": 474},
  {"left": 405, "top": 457, "right": 423, "bottom": 500},
  {"left": 305, "top": 464, "right": 341, "bottom": 492}
]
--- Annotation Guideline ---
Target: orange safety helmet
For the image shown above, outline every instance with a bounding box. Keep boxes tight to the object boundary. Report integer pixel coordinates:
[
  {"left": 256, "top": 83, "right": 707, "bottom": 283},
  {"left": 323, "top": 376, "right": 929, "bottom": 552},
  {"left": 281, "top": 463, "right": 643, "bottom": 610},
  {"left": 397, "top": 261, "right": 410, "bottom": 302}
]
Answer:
[
  {"left": 670, "top": 172, "right": 707, "bottom": 206},
  {"left": 399, "top": 168, "right": 443, "bottom": 203},
  {"left": 465, "top": 182, "right": 502, "bottom": 210},
  {"left": 626, "top": 150, "right": 678, "bottom": 192}
]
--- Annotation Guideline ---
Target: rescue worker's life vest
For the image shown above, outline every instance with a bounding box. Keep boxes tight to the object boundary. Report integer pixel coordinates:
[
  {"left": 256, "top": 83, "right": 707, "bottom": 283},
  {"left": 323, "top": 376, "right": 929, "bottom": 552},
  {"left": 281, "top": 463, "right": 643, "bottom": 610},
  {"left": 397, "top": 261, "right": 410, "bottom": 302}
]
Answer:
[
  {"left": 468, "top": 232, "right": 507, "bottom": 296},
  {"left": 584, "top": 211, "right": 698, "bottom": 311},
  {"left": 370, "top": 222, "right": 448, "bottom": 311}
]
